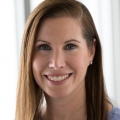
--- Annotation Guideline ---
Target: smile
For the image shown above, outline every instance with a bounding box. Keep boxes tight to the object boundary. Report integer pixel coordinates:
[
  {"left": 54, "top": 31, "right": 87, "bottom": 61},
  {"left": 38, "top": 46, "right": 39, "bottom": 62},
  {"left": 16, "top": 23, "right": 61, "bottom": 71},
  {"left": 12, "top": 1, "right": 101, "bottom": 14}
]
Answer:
[{"left": 45, "top": 73, "right": 72, "bottom": 82}]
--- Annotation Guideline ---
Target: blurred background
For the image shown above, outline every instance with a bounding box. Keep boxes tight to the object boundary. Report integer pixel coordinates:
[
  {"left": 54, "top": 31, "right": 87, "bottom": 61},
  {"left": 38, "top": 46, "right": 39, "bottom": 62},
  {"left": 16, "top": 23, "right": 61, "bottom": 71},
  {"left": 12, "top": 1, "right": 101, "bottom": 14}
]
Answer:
[{"left": 0, "top": 0, "right": 119, "bottom": 119}]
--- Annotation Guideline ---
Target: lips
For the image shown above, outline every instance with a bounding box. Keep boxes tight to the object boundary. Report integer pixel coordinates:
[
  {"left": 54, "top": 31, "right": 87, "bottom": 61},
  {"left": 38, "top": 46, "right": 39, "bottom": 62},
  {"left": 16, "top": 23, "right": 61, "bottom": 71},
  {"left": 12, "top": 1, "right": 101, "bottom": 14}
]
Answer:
[{"left": 45, "top": 73, "right": 72, "bottom": 82}]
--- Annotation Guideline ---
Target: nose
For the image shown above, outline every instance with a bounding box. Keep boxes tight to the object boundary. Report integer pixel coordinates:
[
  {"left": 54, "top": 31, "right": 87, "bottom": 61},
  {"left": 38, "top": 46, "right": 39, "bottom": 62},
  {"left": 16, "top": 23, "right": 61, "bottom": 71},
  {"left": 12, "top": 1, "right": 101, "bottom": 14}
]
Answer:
[{"left": 48, "top": 50, "right": 66, "bottom": 70}]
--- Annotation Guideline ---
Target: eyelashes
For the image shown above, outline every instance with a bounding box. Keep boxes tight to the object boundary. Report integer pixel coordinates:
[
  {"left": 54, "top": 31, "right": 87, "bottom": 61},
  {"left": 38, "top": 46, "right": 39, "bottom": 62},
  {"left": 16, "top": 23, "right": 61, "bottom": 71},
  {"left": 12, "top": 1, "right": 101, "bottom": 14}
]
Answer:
[
  {"left": 64, "top": 44, "right": 77, "bottom": 50},
  {"left": 38, "top": 44, "right": 51, "bottom": 50},
  {"left": 37, "top": 43, "right": 77, "bottom": 51}
]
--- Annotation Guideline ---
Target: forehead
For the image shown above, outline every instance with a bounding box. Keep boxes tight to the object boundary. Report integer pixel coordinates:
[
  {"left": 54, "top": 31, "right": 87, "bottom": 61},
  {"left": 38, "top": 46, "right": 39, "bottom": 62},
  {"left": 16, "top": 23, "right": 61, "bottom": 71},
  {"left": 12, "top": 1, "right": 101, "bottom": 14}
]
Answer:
[
  {"left": 39, "top": 17, "right": 80, "bottom": 29},
  {"left": 36, "top": 17, "right": 83, "bottom": 42}
]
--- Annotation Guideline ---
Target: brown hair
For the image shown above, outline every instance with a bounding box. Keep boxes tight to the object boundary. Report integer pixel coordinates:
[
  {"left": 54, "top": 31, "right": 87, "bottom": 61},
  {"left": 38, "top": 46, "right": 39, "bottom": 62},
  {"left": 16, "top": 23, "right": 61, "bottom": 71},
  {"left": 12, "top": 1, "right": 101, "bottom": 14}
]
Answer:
[{"left": 15, "top": 0, "right": 110, "bottom": 120}]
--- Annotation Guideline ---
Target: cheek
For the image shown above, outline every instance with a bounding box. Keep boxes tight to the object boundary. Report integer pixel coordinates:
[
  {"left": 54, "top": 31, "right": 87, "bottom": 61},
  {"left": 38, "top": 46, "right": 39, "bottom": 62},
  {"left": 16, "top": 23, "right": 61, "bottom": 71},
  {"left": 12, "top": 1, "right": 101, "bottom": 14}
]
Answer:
[
  {"left": 32, "top": 56, "right": 47, "bottom": 84},
  {"left": 70, "top": 56, "right": 89, "bottom": 81},
  {"left": 67, "top": 53, "right": 90, "bottom": 80},
  {"left": 32, "top": 58, "right": 41, "bottom": 74},
  {"left": 32, "top": 54, "right": 48, "bottom": 72},
  {"left": 68, "top": 54, "right": 89, "bottom": 69}
]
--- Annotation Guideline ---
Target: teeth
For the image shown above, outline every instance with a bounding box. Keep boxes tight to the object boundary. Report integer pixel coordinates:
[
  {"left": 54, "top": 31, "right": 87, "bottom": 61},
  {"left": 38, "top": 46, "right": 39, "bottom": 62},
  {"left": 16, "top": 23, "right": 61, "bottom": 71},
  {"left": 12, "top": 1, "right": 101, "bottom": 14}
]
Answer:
[{"left": 47, "top": 74, "right": 69, "bottom": 81}]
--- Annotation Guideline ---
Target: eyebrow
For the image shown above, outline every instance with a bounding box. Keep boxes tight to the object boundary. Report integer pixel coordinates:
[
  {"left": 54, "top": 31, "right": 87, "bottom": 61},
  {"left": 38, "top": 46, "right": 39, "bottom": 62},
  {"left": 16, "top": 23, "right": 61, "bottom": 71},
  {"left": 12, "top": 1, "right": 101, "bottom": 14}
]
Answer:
[
  {"left": 65, "top": 39, "right": 81, "bottom": 44},
  {"left": 36, "top": 40, "right": 51, "bottom": 44},
  {"left": 36, "top": 39, "right": 81, "bottom": 44}
]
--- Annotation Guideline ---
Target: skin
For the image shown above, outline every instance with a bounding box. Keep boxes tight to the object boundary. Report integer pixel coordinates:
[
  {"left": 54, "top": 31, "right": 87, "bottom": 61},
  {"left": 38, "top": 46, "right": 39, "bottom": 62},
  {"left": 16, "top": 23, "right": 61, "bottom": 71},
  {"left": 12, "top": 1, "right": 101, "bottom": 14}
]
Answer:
[{"left": 32, "top": 17, "right": 96, "bottom": 120}]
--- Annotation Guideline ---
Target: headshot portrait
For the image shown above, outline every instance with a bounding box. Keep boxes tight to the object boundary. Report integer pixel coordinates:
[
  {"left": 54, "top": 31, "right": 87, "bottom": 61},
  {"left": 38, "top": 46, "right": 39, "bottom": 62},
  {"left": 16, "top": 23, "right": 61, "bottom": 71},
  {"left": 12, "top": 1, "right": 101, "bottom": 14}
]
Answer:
[{"left": 14, "top": 0, "right": 120, "bottom": 120}]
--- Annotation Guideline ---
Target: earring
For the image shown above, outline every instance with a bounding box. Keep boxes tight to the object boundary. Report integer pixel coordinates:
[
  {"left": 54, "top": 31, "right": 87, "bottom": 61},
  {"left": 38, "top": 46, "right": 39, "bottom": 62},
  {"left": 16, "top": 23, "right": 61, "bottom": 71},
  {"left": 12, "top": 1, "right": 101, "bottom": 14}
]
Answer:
[{"left": 90, "top": 61, "right": 93, "bottom": 65}]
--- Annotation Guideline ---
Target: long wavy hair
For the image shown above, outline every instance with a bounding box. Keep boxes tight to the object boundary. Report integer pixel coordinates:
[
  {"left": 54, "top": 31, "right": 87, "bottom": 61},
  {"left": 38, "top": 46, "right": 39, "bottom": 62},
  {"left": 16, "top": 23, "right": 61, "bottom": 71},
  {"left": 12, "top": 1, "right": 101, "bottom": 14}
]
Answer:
[{"left": 15, "top": 0, "right": 110, "bottom": 120}]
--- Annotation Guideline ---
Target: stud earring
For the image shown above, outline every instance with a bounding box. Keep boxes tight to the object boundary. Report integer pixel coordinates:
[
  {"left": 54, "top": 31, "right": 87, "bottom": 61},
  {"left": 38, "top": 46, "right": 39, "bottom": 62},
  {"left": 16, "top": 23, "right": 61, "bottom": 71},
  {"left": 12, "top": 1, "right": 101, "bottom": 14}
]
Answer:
[{"left": 90, "top": 61, "right": 93, "bottom": 65}]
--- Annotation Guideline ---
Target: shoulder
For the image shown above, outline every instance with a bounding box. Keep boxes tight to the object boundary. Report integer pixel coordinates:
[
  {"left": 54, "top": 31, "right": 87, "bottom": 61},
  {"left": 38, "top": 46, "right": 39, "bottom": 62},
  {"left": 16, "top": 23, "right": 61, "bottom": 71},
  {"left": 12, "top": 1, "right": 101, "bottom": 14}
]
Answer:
[{"left": 107, "top": 105, "right": 120, "bottom": 120}]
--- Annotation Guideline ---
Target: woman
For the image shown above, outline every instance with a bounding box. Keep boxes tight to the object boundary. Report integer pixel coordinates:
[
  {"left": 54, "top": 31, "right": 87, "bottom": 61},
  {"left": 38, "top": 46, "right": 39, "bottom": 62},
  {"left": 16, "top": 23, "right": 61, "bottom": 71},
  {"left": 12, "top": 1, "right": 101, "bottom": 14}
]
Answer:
[{"left": 15, "top": 0, "right": 120, "bottom": 120}]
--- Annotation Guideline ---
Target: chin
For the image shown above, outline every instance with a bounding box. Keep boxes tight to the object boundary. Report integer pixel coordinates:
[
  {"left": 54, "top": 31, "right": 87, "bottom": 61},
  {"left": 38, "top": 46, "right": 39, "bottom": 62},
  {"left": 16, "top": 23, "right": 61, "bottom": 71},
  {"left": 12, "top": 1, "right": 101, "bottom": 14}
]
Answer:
[{"left": 45, "top": 89, "right": 73, "bottom": 100}]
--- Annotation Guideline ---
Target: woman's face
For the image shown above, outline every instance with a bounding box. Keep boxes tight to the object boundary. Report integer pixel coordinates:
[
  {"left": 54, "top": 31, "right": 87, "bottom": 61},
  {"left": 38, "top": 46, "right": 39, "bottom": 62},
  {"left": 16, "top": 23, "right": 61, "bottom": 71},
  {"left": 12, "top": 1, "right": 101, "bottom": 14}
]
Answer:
[{"left": 32, "top": 17, "right": 95, "bottom": 98}]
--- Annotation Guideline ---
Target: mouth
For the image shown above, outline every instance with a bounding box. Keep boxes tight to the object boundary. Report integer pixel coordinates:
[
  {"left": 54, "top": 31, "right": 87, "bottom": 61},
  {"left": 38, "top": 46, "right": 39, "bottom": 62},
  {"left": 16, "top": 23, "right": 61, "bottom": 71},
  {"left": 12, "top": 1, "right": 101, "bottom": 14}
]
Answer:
[{"left": 44, "top": 73, "right": 73, "bottom": 82}]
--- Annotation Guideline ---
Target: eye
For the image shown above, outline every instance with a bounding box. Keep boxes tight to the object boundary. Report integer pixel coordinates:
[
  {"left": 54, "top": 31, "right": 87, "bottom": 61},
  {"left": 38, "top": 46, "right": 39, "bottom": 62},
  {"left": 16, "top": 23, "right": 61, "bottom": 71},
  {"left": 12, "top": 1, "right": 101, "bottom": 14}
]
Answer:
[
  {"left": 38, "top": 44, "right": 51, "bottom": 50},
  {"left": 64, "top": 44, "right": 77, "bottom": 50}
]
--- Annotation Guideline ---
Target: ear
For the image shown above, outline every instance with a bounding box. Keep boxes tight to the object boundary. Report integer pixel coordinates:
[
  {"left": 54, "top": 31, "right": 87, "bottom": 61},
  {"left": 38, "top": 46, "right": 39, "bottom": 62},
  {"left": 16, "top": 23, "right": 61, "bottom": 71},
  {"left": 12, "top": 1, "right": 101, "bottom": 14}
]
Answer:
[{"left": 89, "top": 38, "right": 96, "bottom": 61}]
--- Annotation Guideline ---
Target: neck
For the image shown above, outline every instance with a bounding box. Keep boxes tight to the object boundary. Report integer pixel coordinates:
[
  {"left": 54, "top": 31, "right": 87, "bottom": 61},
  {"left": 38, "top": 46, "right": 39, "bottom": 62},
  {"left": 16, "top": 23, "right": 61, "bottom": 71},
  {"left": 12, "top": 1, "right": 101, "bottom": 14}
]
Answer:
[{"left": 41, "top": 83, "right": 87, "bottom": 120}]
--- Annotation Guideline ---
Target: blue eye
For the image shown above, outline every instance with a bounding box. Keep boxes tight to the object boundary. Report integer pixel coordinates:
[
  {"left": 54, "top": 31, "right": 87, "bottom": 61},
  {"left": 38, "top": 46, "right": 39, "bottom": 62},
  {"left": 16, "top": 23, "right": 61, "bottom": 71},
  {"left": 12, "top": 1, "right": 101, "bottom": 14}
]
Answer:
[
  {"left": 38, "top": 44, "right": 51, "bottom": 50},
  {"left": 64, "top": 44, "right": 77, "bottom": 50}
]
